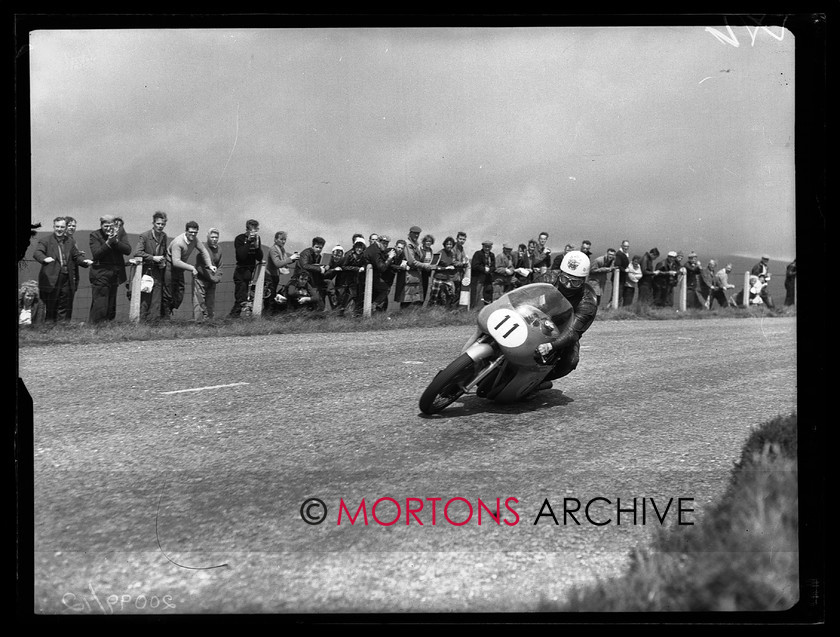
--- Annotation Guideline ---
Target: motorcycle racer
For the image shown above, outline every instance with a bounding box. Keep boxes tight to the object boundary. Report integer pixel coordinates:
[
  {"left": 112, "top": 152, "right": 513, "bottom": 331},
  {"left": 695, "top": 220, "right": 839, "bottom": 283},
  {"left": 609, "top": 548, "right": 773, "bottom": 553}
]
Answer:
[{"left": 536, "top": 250, "right": 599, "bottom": 383}]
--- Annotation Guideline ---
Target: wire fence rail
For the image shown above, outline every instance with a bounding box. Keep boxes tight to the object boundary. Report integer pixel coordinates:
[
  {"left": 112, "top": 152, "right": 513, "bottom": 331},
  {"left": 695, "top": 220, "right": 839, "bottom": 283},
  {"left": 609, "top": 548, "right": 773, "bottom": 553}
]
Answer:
[{"left": 18, "top": 259, "right": 792, "bottom": 325}]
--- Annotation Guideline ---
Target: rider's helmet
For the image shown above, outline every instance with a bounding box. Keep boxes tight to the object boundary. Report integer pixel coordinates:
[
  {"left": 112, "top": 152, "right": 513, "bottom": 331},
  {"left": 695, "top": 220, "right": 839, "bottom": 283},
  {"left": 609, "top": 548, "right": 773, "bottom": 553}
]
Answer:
[{"left": 556, "top": 250, "right": 590, "bottom": 290}]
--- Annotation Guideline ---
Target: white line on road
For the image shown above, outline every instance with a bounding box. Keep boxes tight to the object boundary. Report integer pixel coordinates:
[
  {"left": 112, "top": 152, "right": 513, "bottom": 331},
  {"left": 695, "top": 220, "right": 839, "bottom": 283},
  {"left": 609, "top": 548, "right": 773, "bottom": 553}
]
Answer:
[{"left": 161, "top": 382, "right": 250, "bottom": 395}]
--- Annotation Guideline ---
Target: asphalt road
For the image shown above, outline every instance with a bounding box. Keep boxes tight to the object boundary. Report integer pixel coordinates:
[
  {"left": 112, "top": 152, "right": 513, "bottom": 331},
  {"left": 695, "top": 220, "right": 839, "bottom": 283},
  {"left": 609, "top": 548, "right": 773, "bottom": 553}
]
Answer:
[{"left": 21, "top": 316, "right": 797, "bottom": 614}]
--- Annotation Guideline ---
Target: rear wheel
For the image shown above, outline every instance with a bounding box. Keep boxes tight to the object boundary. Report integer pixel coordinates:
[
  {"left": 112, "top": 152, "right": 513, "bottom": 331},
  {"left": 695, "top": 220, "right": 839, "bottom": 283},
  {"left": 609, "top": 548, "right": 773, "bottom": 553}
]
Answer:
[{"left": 419, "top": 353, "right": 484, "bottom": 414}]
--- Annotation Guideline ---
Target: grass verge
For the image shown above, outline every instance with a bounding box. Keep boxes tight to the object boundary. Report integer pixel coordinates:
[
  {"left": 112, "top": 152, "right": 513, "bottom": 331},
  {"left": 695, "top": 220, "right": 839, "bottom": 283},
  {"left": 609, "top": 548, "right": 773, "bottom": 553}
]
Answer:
[
  {"left": 541, "top": 412, "right": 799, "bottom": 612},
  {"left": 17, "top": 304, "right": 794, "bottom": 348}
]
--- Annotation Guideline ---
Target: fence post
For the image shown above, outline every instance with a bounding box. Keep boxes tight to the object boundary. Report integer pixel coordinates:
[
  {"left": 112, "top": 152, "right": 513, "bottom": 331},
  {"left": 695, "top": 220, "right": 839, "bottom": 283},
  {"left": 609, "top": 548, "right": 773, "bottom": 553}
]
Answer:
[
  {"left": 129, "top": 259, "right": 143, "bottom": 323},
  {"left": 252, "top": 261, "right": 266, "bottom": 317},
  {"left": 459, "top": 274, "right": 471, "bottom": 309},
  {"left": 677, "top": 268, "right": 687, "bottom": 311},
  {"left": 611, "top": 272, "right": 620, "bottom": 309},
  {"left": 742, "top": 271, "right": 751, "bottom": 308},
  {"left": 363, "top": 264, "right": 373, "bottom": 317}
]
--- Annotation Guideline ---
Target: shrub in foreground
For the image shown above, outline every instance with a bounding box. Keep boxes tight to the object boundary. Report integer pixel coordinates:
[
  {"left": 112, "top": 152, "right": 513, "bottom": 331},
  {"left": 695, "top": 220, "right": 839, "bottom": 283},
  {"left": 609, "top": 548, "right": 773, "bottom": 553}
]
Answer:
[{"left": 542, "top": 413, "right": 799, "bottom": 612}]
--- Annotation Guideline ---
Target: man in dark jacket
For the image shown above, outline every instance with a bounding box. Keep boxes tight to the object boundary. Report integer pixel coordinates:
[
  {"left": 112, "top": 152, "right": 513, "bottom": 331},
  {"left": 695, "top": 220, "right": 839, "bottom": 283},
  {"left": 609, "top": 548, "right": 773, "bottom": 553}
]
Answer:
[
  {"left": 62, "top": 216, "right": 87, "bottom": 319},
  {"left": 33, "top": 216, "right": 92, "bottom": 322},
  {"left": 89, "top": 214, "right": 131, "bottom": 323},
  {"left": 229, "top": 219, "right": 264, "bottom": 317},
  {"left": 784, "top": 259, "right": 796, "bottom": 306},
  {"left": 613, "top": 239, "right": 631, "bottom": 306},
  {"left": 637, "top": 247, "right": 660, "bottom": 307},
  {"left": 134, "top": 211, "right": 170, "bottom": 321},
  {"left": 683, "top": 251, "right": 704, "bottom": 309},
  {"left": 471, "top": 240, "right": 496, "bottom": 308},
  {"left": 362, "top": 234, "right": 398, "bottom": 312},
  {"left": 336, "top": 237, "right": 367, "bottom": 316},
  {"left": 654, "top": 251, "right": 681, "bottom": 307}
]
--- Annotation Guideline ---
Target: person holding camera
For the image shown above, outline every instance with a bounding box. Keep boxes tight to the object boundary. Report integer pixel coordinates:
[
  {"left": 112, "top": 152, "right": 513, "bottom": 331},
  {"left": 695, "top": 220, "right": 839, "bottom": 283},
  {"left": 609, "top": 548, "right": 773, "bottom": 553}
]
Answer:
[
  {"left": 229, "top": 219, "right": 264, "bottom": 318},
  {"left": 89, "top": 214, "right": 132, "bottom": 323}
]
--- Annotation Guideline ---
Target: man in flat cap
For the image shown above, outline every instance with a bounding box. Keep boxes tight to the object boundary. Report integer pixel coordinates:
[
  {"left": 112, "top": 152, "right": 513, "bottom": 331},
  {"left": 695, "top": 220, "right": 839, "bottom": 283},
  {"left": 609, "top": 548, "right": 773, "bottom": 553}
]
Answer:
[
  {"left": 399, "top": 225, "right": 430, "bottom": 308},
  {"left": 471, "top": 240, "right": 496, "bottom": 308},
  {"left": 654, "top": 250, "right": 681, "bottom": 307},
  {"left": 493, "top": 243, "right": 516, "bottom": 300}
]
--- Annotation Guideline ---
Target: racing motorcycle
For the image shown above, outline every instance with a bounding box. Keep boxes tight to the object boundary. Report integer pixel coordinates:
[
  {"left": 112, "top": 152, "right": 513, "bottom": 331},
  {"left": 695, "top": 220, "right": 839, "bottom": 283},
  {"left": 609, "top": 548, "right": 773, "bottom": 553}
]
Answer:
[{"left": 418, "top": 282, "right": 573, "bottom": 414}]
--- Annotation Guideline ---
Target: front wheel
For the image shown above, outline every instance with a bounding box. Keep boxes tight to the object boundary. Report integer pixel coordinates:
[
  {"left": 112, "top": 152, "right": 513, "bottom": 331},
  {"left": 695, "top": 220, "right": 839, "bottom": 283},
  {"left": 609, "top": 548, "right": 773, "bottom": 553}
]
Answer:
[{"left": 419, "top": 353, "right": 482, "bottom": 414}]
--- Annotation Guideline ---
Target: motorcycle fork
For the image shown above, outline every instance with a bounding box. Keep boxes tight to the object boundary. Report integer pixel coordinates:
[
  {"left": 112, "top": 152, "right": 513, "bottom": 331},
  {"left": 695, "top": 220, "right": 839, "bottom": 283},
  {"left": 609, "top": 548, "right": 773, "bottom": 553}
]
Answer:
[{"left": 464, "top": 355, "right": 506, "bottom": 393}]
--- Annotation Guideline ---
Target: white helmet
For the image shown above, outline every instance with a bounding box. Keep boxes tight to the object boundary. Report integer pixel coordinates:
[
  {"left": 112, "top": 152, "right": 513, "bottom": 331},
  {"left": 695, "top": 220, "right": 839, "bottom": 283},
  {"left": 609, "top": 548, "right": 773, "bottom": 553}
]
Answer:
[{"left": 559, "top": 250, "right": 590, "bottom": 277}]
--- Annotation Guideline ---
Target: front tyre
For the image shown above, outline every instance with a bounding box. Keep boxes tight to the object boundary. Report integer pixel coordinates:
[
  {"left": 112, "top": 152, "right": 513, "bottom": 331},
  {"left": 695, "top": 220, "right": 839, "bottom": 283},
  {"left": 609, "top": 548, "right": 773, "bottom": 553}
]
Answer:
[{"left": 418, "top": 353, "right": 481, "bottom": 415}]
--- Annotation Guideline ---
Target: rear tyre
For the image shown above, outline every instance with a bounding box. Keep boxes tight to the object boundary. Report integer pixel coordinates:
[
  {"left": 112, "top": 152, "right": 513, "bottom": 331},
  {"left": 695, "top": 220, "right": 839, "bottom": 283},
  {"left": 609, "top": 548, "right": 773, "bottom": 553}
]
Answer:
[{"left": 418, "top": 353, "right": 482, "bottom": 415}]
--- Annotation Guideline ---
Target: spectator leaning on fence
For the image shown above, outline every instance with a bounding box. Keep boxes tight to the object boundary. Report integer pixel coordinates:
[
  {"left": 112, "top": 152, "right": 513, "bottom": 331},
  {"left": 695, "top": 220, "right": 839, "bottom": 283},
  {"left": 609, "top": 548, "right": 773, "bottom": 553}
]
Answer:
[
  {"left": 88, "top": 214, "right": 131, "bottom": 324},
  {"left": 637, "top": 247, "right": 660, "bottom": 308},
  {"left": 336, "top": 237, "right": 367, "bottom": 316},
  {"left": 654, "top": 251, "right": 680, "bottom": 308},
  {"left": 32, "top": 217, "right": 92, "bottom": 322},
  {"left": 296, "top": 236, "right": 329, "bottom": 312},
  {"left": 134, "top": 211, "right": 170, "bottom": 322},
  {"left": 229, "top": 219, "right": 263, "bottom": 318},
  {"left": 623, "top": 254, "right": 643, "bottom": 307},
  {"left": 193, "top": 227, "right": 223, "bottom": 322},
  {"left": 699, "top": 259, "right": 717, "bottom": 309},
  {"left": 167, "top": 221, "right": 215, "bottom": 319},
  {"left": 711, "top": 263, "right": 736, "bottom": 309},
  {"left": 362, "top": 233, "right": 395, "bottom": 313}
]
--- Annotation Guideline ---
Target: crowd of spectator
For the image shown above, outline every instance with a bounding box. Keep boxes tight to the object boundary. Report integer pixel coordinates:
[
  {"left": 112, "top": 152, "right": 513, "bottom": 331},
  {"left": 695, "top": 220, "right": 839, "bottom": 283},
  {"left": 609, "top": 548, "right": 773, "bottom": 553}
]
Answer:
[{"left": 21, "top": 212, "right": 796, "bottom": 326}]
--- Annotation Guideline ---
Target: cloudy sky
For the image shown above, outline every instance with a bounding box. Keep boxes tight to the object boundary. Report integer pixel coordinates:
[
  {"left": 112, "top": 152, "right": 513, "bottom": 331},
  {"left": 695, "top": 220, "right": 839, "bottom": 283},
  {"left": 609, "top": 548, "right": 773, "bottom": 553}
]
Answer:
[{"left": 28, "top": 25, "right": 795, "bottom": 260}]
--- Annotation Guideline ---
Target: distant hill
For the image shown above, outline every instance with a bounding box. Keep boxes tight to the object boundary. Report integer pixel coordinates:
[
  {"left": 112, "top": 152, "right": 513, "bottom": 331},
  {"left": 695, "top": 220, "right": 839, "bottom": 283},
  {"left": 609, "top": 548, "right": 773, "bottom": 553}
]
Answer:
[{"left": 18, "top": 231, "right": 793, "bottom": 321}]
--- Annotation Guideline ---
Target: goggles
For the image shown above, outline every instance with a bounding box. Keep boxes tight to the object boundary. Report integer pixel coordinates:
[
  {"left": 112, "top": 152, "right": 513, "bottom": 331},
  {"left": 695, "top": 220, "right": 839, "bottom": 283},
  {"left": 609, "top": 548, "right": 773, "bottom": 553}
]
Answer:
[{"left": 557, "top": 272, "right": 586, "bottom": 289}]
